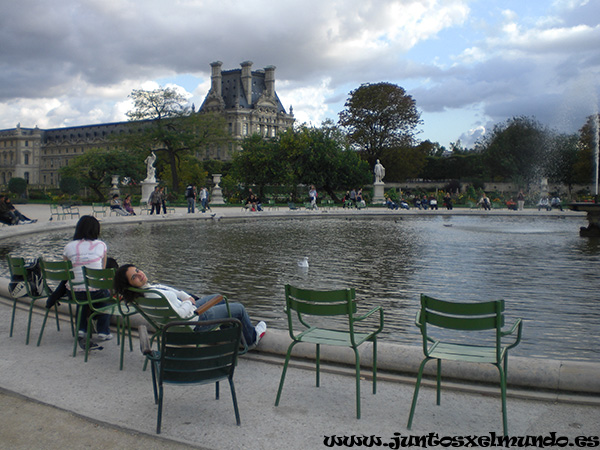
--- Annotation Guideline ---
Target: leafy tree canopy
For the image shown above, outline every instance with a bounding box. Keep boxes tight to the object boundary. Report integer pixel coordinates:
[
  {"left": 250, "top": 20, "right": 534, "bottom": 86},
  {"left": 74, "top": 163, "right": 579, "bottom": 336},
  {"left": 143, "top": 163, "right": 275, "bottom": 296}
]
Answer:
[
  {"left": 231, "top": 122, "right": 370, "bottom": 201},
  {"left": 477, "top": 116, "right": 549, "bottom": 186},
  {"left": 119, "top": 87, "right": 229, "bottom": 193},
  {"left": 60, "top": 148, "right": 144, "bottom": 201},
  {"left": 338, "top": 82, "right": 422, "bottom": 167}
]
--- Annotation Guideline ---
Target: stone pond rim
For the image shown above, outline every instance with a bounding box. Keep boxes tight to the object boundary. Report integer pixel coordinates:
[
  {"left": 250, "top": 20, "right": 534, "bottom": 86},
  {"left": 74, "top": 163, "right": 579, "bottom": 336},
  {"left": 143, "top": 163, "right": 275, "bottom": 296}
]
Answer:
[{"left": 569, "top": 201, "right": 600, "bottom": 237}]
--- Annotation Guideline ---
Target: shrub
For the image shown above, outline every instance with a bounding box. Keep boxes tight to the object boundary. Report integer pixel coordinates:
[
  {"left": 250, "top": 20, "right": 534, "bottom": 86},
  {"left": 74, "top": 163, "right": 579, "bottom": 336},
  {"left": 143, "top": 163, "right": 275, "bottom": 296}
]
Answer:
[{"left": 8, "top": 177, "right": 27, "bottom": 197}]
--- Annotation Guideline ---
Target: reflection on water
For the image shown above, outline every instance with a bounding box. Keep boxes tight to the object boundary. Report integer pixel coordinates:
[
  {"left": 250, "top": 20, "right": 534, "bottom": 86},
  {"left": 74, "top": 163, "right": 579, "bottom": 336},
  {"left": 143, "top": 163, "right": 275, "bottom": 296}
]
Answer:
[{"left": 1, "top": 215, "right": 599, "bottom": 361}]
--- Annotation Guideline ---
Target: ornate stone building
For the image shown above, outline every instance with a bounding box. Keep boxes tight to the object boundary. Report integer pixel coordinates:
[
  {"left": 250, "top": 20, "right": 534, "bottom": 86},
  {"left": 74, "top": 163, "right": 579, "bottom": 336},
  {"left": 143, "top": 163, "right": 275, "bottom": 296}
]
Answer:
[
  {"left": 199, "top": 61, "right": 294, "bottom": 160},
  {"left": 0, "top": 61, "right": 294, "bottom": 188}
]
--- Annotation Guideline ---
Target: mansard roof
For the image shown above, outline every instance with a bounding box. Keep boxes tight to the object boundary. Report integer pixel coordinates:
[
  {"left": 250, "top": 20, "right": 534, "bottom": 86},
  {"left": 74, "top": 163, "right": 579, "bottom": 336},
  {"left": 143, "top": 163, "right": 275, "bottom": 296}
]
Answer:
[{"left": 201, "top": 67, "right": 289, "bottom": 114}]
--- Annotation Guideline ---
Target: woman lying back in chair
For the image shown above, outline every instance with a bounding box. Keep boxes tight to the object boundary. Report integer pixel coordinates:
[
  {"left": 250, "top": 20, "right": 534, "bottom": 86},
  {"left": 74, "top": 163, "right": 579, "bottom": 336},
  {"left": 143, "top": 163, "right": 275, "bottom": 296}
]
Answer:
[{"left": 114, "top": 264, "right": 266, "bottom": 348}]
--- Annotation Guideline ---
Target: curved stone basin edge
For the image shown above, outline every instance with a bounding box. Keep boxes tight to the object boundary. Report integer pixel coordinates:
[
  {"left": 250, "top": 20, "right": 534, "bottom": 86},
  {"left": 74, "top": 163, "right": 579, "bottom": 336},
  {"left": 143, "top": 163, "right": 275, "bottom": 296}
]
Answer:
[
  {"left": 3, "top": 281, "right": 598, "bottom": 398},
  {"left": 1, "top": 207, "right": 595, "bottom": 398}
]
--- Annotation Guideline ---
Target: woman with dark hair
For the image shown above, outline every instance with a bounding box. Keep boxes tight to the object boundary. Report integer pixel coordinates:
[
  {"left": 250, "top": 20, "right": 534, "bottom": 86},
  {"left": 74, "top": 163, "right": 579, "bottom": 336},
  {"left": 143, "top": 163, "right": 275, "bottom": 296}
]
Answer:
[
  {"left": 63, "top": 215, "right": 112, "bottom": 349},
  {"left": 114, "top": 264, "right": 266, "bottom": 348}
]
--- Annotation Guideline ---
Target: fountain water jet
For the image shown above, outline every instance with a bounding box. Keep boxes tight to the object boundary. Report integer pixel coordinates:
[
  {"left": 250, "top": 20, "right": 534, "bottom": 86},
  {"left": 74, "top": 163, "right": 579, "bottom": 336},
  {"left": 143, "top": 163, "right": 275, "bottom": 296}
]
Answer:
[{"left": 570, "top": 112, "right": 600, "bottom": 236}]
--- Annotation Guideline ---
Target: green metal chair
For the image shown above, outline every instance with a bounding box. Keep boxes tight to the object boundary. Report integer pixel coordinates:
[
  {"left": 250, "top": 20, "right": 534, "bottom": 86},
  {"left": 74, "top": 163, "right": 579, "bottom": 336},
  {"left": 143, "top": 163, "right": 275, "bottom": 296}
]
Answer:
[
  {"left": 139, "top": 318, "right": 242, "bottom": 434},
  {"left": 407, "top": 294, "right": 523, "bottom": 436},
  {"left": 38, "top": 258, "right": 89, "bottom": 356},
  {"left": 7, "top": 255, "right": 51, "bottom": 345},
  {"left": 126, "top": 287, "right": 238, "bottom": 369},
  {"left": 49, "top": 204, "right": 66, "bottom": 220},
  {"left": 37, "top": 258, "right": 78, "bottom": 347},
  {"left": 275, "top": 284, "right": 384, "bottom": 419},
  {"left": 82, "top": 267, "right": 135, "bottom": 369}
]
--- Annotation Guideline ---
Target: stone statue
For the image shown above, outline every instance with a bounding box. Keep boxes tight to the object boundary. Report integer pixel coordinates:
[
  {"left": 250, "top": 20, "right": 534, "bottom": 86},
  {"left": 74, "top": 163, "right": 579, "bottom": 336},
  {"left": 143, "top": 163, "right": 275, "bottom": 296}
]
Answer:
[
  {"left": 374, "top": 159, "right": 385, "bottom": 183},
  {"left": 144, "top": 152, "right": 157, "bottom": 182}
]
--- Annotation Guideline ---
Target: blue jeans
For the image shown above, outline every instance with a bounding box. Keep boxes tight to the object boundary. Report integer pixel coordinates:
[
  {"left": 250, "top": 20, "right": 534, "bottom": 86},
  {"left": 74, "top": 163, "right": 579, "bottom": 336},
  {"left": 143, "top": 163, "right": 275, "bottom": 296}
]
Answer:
[
  {"left": 194, "top": 294, "right": 256, "bottom": 346},
  {"left": 74, "top": 290, "right": 112, "bottom": 334},
  {"left": 187, "top": 198, "right": 195, "bottom": 213}
]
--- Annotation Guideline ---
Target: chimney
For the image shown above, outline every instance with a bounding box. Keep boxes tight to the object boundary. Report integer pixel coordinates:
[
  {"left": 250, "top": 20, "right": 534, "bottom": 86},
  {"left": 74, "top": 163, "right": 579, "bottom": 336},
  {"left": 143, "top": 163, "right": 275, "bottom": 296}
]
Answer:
[
  {"left": 210, "top": 61, "right": 223, "bottom": 97},
  {"left": 241, "top": 60, "right": 253, "bottom": 103},
  {"left": 264, "top": 65, "right": 276, "bottom": 97}
]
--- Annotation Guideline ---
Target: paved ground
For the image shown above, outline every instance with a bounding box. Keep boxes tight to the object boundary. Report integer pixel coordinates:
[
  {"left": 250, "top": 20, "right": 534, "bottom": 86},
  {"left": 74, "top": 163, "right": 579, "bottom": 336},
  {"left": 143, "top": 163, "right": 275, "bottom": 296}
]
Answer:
[
  {"left": 0, "top": 203, "right": 598, "bottom": 449},
  {"left": 1, "top": 300, "right": 599, "bottom": 450}
]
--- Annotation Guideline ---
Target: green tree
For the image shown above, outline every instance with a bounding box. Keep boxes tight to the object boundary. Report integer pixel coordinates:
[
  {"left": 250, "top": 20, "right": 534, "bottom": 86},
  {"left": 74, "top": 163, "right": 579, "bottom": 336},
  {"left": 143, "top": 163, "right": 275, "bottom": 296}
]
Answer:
[
  {"left": 231, "top": 134, "right": 291, "bottom": 198},
  {"left": 576, "top": 114, "right": 600, "bottom": 190},
  {"left": 279, "top": 124, "right": 370, "bottom": 201},
  {"left": 60, "top": 148, "right": 144, "bottom": 201},
  {"left": 545, "top": 133, "right": 582, "bottom": 197},
  {"left": 121, "top": 87, "right": 229, "bottom": 193},
  {"left": 338, "top": 82, "right": 422, "bottom": 167},
  {"left": 478, "top": 116, "right": 549, "bottom": 186},
  {"left": 8, "top": 177, "right": 27, "bottom": 197},
  {"left": 59, "top": 176, "right": 80, "bottom": 198}
]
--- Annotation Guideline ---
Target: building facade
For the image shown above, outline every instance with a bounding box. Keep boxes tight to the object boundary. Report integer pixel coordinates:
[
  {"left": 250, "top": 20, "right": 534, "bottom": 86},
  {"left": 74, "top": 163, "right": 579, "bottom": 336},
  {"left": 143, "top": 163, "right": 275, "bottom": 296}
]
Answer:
[
  {"left": 199, "top": 61, "right": 294, "bottom": 160},
  {"left": 0, "top": 61, "right": 294, "bottom": 188}
]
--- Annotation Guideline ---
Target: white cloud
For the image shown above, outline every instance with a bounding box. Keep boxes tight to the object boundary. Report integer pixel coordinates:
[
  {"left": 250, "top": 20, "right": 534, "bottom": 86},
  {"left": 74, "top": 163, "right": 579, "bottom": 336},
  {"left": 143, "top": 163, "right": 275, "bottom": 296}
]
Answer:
[{"left": 0, "top": 0, "right": 599, "bottom": 149}]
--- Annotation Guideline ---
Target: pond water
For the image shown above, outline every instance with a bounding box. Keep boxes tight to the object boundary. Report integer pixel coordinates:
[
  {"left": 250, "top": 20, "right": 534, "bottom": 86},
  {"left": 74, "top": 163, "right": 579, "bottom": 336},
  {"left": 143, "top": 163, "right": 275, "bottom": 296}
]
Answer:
[{"left": 1, "top": 214, "right": 599, "bottom": 362}]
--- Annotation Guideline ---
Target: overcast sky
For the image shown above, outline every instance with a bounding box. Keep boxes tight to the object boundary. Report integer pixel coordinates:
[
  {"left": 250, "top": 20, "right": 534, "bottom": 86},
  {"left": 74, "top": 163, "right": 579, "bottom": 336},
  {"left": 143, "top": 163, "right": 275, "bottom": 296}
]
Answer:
[{"left": 1, "top": 0, "right": 599, "bottom": 148}]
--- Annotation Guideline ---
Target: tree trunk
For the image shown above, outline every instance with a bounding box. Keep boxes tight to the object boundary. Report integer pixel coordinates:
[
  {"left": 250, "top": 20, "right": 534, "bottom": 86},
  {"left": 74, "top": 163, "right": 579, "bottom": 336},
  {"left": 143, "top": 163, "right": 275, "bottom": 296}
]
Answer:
[{"left": 167, "top": 150, "right": 180, "bottom": 193}]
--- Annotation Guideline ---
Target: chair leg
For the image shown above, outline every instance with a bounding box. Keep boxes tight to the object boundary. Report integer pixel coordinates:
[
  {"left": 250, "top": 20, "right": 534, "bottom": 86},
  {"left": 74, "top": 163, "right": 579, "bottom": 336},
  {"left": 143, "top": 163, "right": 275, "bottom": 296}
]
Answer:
[
  {"left": 25, "top": 301, "right": 36, "bottom": 345},
  {"left": 372, "top": 337, "right": 377, "bottom": 395},
  {"left": 498, "top": 361, "right": 508, "bottom": 436},
  {"left": 37, "top": 308, "right": 51, "bottom": 347},
  {"left": 316, "top": 343, "right": 320, "bottom": 387},
  {"left": 72, "top": 308, "right": 84, "bottom": 357},
  {"left": 407, "top": 358, "right": 430, "bottom": 430},
  {"left": 436, "top": 359, "right": 442, "bottom": 405},
  {"left": 9, "top": 299, "right": 17, "bottom": 338},
  {"left": 353, "top": 347, "right": 361, "bottom": 419},
  {"left": 275, "top": 341, "right": 297, "bottom": 406},
  {"left": 229, "top": 378, "right": 241, "bottom": 425},
  {"left": 83, "top": 314, "right": 95, "bottom": 362},
  {"left": 156, "top": 383, "right": 164, "bottom": 434},
  {"left": 53, "top": 303, "right": 61, "bottom": 332},
  {"left": 67, "top": 304, "right": 75, "bottom": 337},
  {"left": 150, "top": 360, "right": 158, "bottom": 404},
  {"left": 119, "top": 317, "right": 126, "bottom": 370}
]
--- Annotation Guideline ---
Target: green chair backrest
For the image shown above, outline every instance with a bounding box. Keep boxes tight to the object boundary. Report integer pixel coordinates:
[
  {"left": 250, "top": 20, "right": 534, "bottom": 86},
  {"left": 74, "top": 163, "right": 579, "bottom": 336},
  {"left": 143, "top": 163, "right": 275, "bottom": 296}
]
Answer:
[
  {"left": 82, "top": 267, "right": 115, "bottom": 292},
  {"left": 39, "top": 258, "right": 82, "bottom": 302},
  {"left": 284, "top": 284, "right": 359, "bottom": 340},
  {"left": 81, "top": 266, "right": 118, "bottom": 307},
  {"left": 159, "top": 318, "right": 242, "bottom": 385},
  {"left": 419, "top": 294, "right": 505, "bottom": 359},
  {"left": 285, "top": 284, "right": 357, "bottom": 316}
]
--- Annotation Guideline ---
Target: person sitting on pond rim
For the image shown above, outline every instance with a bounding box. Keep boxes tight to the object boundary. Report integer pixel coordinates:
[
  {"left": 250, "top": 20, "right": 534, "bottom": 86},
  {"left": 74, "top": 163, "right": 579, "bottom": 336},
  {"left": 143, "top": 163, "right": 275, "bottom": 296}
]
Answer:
[
  {"left": 122, "top": 194, "right": 136, "bottom": 215},
  {"left": 110, "top": 194, "right": 131, "bottom": 216},
  {"left": 478, "top": 193, "right": 491, "bottom": 210},
  {"left": 114, "top": 264, "right": 267, "bottom": 348}
]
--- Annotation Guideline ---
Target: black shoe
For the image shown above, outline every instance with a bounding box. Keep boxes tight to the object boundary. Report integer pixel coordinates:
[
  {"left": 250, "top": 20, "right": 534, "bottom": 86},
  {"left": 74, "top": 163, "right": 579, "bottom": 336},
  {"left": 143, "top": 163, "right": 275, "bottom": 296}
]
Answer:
[{"left": 78, "top": 337, "right": 103, "bottom": 351}]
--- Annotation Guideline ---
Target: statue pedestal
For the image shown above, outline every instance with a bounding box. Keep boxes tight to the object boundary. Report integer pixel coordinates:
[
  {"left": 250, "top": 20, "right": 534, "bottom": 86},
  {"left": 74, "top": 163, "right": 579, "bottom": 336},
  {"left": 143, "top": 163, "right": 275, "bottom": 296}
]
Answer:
[
  {"left": 372, "top": 182, "right": 385, "bottom": 204},
  {"left": 141, "top": 181, "right": 158, "bottom": 204},
  {"left": 211, "top": 174, "right": 225, "bottom": 205},
  {"left": 110, "top": 175, "right": 120, "bottom": 196}
]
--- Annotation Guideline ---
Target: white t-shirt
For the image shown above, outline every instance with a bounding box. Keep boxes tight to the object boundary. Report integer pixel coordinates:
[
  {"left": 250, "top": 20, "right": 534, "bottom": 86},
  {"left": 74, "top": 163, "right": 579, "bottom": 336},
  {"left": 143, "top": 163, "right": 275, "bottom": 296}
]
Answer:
[
  {"left": 63, "top": 239, "right": 107, "bottom": 290},
  {"left": 143, "top": 283, "right": 196, "bottom": 319}
]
